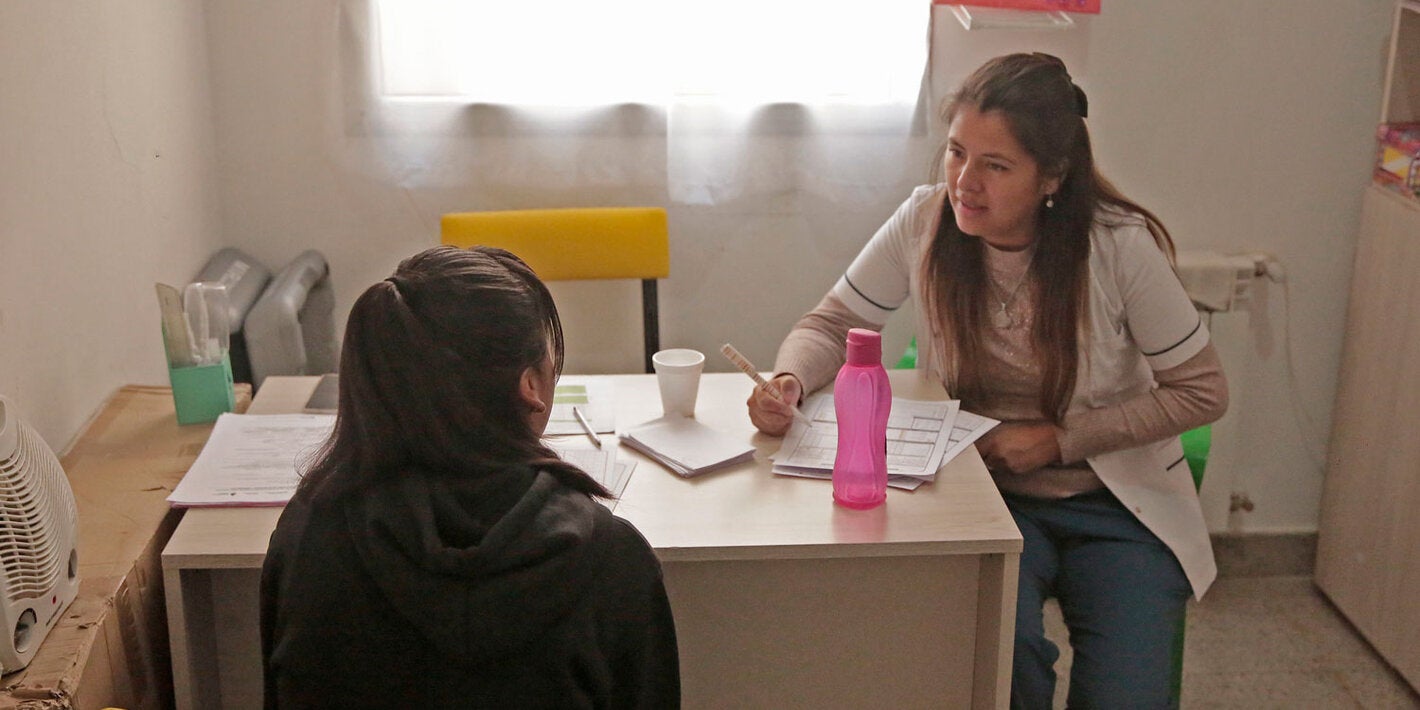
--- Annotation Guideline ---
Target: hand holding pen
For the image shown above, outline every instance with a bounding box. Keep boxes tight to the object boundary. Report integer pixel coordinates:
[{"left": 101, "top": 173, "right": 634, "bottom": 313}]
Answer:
[{"left": 720, "top": 343, "right": 812, "bottom": 435}]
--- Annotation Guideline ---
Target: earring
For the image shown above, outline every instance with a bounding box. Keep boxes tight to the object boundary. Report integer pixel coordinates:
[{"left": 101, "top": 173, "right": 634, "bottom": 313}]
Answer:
[{"left": 1045, "top": 195, "right": 1055, "bottom": 209}]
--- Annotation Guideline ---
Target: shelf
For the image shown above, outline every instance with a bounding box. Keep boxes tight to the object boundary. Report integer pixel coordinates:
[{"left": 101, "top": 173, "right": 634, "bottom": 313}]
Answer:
[{"left": 1370, "top": 182, "right": 1420, "bottom": 214}]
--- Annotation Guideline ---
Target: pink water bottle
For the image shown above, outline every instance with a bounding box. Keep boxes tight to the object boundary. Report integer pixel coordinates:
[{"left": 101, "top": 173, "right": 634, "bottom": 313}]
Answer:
[{"left": 833, "top": 328, "right": 890, "bottom": 509}]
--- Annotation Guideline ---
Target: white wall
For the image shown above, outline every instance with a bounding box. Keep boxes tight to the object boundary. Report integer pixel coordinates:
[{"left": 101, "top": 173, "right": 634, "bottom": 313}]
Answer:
[
  {"left": 920, "top": 4, "right": 1395, "bottom": 532},
  {"left": 1086, "top": 2, "right": 1391, "bottom": 533},
  {"left": 0, "top": 0, "right": 1394, "bottom": 534},
  {"left": 201, "top": 0, "right": 1392, "bottom": 534},
  {"left": 0, "top": 1, "right": 223, "bottom": 449}
]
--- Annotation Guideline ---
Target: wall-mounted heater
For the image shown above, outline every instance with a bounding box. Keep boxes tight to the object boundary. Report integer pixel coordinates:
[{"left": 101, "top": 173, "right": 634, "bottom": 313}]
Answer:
[{"left": 0, "top": 396, "right": 79, "bottom": 674}]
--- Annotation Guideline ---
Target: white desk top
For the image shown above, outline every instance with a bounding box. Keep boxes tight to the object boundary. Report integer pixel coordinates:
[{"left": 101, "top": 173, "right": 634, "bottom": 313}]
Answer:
[{"left": 162, "top": 372, "right": 1020, "bottom": 569}]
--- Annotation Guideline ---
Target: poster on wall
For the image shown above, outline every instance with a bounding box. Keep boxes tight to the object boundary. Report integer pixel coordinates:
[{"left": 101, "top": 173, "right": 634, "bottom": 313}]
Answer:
[{"left": 932, "top": 0, "right": 1101, "bottom": 13}]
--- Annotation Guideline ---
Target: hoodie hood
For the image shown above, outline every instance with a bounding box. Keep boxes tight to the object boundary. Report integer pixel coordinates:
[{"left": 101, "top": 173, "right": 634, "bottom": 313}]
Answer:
[{"left": 345, "top": 465, "right": 604, "bottom": 663}]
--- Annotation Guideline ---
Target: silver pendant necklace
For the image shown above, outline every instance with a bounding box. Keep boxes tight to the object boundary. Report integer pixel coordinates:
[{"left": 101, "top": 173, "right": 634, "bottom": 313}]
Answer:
[
  {"left": 988, "top": 249, "right": 1036, "bottom": 330},
  {"left": 990, "top": 275, "right": 1030, "bottom": 329}
]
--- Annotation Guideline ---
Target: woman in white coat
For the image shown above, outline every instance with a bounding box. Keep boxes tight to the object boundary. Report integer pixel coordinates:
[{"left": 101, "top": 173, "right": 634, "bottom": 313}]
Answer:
[{"left": 748, "top": 53, "right": 1227, "bottom": 708}]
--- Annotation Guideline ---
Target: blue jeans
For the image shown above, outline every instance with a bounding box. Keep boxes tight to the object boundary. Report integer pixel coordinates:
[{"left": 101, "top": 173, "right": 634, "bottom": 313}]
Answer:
[{"left": 1006, "top": 489, "right": 1191, "bottom": 710}]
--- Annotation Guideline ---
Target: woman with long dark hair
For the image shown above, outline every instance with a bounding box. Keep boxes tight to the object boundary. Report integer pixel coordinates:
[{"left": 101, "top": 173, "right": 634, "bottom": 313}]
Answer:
[
  {"left": 261, "top": 245, "right": 679, "bottom": 708},
  {"left": 748, "top": 53, "right": 1226, "bottom": 707}
]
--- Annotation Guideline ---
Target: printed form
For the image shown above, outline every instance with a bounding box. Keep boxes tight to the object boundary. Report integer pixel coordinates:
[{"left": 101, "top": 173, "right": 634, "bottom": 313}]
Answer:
[
  {"left": 167, "top": 413, "right": 336, "bottom": 507},
  {"left": 772, "top": 393, "right": 998, "bottom": 490},
  {"left": 169, "top": 411, "right": 636, "bottom": 508},
  {"left": 549, "top": 444, "right": 635, "bottom": 508}
]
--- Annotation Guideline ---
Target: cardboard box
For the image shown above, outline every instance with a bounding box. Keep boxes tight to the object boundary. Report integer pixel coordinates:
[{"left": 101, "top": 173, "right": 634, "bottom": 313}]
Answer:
[{"left": 0, "top": 385, "right": 248, "bottom": 710}]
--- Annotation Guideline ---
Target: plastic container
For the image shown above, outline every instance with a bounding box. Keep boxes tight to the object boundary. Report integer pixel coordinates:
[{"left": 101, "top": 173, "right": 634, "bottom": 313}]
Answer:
[
  {"left": 183, "top": 282, "right": 231, "bottom": 366},
  {"left": 833, "top": 328, "right": 891, "bottom": 509},
  {"left": 168, "top": 353, "right": 236, "bottom": 426},
  {"left": 192, "top": 247, "right": 273, "bottom": 385}
]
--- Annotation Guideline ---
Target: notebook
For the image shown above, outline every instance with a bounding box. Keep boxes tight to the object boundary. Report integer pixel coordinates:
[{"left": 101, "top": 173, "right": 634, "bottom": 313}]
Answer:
[{"left": 620, "top": 416, "right": 755, "bottom": 477}]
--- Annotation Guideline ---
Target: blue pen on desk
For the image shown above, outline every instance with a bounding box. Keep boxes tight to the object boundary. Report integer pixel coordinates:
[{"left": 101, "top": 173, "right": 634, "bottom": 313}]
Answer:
[
  {"left": 719, "top": 343, "right": 813, "bottom": 426},
  {"left": 572, "top": 406, "right": 603, "bottom": 448}
]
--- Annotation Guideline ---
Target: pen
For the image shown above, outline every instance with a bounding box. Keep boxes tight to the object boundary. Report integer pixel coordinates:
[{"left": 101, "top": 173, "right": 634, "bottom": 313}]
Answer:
[
  {"left": 719, "top": 343, "right": 813, "bottom": 425},
  {"left": 572, "top": 406, "right": 603, "bottom": 448}
]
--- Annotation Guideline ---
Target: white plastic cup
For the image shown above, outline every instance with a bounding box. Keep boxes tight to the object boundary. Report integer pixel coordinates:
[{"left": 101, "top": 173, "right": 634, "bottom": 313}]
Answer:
[{"left": 652, "top": 349, "right": 705, "bottom": 417}]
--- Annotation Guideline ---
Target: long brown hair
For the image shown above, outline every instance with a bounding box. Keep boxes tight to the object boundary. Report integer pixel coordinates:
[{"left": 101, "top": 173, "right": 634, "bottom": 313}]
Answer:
[
  {"left": 298, "top": 245, "right": 610, "bottom": 503},
  {"left": 922, "top": 53, "right": 1174, "bottom": 423}
]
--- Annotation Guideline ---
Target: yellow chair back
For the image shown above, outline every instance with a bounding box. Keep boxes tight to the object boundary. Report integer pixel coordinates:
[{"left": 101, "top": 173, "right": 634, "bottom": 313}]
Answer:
[
  {"left": 439, "top": 207, "right": 670, "bottom": 372},
  {"left": 440, "top": 208, "right": 669, "bottom": 281}
]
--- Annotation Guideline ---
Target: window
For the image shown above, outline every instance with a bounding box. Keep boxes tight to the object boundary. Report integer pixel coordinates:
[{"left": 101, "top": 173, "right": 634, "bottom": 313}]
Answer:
[{"left": 376, "top": 0, "right": 927, "bottom": 106}]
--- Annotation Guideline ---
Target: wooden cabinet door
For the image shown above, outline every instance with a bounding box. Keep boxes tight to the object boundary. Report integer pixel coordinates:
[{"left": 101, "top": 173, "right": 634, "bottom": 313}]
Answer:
[{"left": 1315, "top": 186, "right": 1420, "bottom": 691}]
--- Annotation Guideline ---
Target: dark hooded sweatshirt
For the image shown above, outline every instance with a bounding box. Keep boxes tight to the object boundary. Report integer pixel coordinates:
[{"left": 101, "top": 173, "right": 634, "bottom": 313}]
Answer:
[{"left": 260, "top": 465, "right": 680, "bottom": 709}]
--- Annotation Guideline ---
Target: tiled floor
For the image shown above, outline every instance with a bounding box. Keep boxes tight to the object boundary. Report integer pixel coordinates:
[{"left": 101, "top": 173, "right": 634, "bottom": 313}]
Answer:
[{"left": 1044, "top": 576, "right": 1420, "bottom": 709}]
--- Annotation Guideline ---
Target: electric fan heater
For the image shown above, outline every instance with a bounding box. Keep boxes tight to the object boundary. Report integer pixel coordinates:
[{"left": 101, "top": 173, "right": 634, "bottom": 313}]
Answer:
[{"left": 0, "top": 396, "right": 79, "bottom": 674}]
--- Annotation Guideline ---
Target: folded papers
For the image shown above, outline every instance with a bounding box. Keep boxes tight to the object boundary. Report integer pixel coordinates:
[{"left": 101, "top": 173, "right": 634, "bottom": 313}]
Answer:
[
  {"left": 771, "top": 393, "right": 998, "bottom": 490},
  {"left": 620, "top": 416, "right": 755, "bottom": 477}
]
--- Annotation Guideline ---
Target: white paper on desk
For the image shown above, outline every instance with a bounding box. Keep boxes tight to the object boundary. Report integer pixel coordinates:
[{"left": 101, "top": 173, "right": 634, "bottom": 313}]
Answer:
[
  {"left": 545, "top": 379, "right": 615, "bottom": 436},
  {"left": 771, "top": 467, "right": 930, "bottom": 491},
  {"left": 620, "top": 416, "right": 755, "bottom": 477},
  {"left": 548, "top": 444, "right": 635, "bottom": 505},
  {"left": 773, "top": 394, "right": 961, "bottom": 480},
  {"left": 942, "top": 409, "right": 1000, "bottom": 465},
  {"left": 167, "top": 413, "right": 334, "bottom": 507}
]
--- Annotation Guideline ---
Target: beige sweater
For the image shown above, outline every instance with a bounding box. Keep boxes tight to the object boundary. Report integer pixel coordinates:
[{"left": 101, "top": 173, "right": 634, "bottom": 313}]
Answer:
[{"left": 773, "top": 287, "right": 1227, "bottom": 499}]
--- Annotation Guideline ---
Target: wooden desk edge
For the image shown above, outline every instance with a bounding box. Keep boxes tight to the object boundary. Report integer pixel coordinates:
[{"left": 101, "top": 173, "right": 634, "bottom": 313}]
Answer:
[{"left": 656, "top": 537, "right": 1022, "bottom": 563}]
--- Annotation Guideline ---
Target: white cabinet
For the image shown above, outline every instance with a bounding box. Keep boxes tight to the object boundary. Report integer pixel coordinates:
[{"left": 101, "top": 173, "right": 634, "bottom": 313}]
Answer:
[{"left": 1314, "top": 0, "right": 1420, "bottom": 693}]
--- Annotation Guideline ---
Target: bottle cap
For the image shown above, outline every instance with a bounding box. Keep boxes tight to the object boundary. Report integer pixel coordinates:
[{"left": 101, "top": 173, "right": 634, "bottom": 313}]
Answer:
[{"left": 845, "top": 328, "right": 881, "bottom": 366}]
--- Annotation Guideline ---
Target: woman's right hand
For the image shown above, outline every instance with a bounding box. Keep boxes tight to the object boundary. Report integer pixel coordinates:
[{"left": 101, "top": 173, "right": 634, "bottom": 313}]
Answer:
[{"left": 747, "top": 373, "right": 804, "bottom": 437}]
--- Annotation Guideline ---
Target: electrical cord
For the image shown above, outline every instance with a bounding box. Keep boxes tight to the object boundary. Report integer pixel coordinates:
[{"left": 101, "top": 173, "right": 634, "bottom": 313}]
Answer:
[{"left": 1266, "top": 261, "right": 1328, "bottom": 471}]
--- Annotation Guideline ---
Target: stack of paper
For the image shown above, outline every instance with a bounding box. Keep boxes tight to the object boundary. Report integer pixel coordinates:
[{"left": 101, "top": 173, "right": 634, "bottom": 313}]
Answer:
[
  {"left": 771, "top": 393, "right": 998, "bottom": 490},
  {"left": 620, "top": 416, "right": 755, "bottom": 477},
  {"left": 168, "top": 413, "right": 336, "bottom": 507}
]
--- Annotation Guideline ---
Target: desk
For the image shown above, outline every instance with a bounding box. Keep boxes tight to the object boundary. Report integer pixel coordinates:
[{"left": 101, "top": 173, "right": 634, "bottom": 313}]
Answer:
[{"left": 163, "top": 372, "right": 1022, "bottom": 709}]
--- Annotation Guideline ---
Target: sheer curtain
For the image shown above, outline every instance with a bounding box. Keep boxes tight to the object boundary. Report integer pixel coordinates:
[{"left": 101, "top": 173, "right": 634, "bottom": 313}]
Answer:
[
  {"left": 336, "top": 0, "right": 935, "bottom": 211},
  {"left": 319, "top": 0, "right": 937, "bottom": 372}
]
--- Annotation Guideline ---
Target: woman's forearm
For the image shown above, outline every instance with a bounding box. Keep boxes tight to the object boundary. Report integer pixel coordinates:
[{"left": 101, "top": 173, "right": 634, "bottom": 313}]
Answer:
[
  {"left": 772, "top": 293, "right": 879, "bottom": 397},
  {"left": 1056, "top": 344, "right": 1229, "bottom": 463}
]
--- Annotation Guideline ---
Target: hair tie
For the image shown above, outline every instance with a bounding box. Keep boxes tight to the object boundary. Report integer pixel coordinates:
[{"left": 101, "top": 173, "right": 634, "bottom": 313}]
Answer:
[
  {"left": 1071, "top": 83, "right": 1089, "bottom": 118},
  {"left": 385, "top": 274, "right": 408, "bottom": 292}
]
